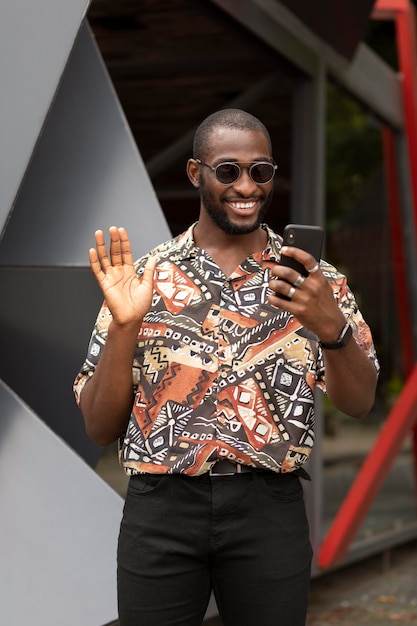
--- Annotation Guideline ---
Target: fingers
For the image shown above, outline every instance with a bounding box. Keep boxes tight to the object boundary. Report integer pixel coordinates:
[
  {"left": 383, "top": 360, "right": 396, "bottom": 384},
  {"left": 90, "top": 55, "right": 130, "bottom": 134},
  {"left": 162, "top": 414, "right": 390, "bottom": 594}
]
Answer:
[
  {"left": 89, "top": 246, "right": 103, "bottom": 279},
  {"left": 93, "top": 229, "right": 111, "bottom": 269},
  {"left": 116, "top": 226, "right": 134, "bottom": 267},
  {"left": 268, "top": 276, "right": 304, "bottom": 302},
  {"left": 269, "top": 257, "right": 322, "bottom": 305},
  {"left": 91, "top": 227, "right": 134, "bottom": 270},
  {"left": 307, "top": 262, "right": 320, "bottom": 274},
  {"left": 89, "top": 229, "right": 108, "bottom": 281},
  {"left": 280, "top": 245, "right": 320, "bottom": 274},
  {"left": 293, "top": 274, "right": 305, "bottom": 287},
  {"left": 141, "top": 255, "right": 158, "bottom": 289},
  {"left": 269, "top": 265, "right": 321, "bottom": 300},
  {"left": 107, "top": 226, "right": 121, "bottom": 266},
  {"left": 270, "top": 246, "right": 322, "bottom": 287}
]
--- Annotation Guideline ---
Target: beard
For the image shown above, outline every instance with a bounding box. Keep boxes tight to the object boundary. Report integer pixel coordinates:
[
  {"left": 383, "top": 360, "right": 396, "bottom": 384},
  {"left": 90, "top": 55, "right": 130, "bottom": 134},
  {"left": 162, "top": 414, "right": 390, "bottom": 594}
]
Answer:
[{"left": 199, "top": 181, "right": 274, "bottom": 236}]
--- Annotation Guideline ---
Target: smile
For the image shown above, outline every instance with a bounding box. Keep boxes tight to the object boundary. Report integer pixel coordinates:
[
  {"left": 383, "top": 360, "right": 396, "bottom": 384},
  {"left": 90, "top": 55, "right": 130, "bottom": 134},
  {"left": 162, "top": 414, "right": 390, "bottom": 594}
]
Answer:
[{"left": 228, "top": 201, "right": 257, "bottom": 210}]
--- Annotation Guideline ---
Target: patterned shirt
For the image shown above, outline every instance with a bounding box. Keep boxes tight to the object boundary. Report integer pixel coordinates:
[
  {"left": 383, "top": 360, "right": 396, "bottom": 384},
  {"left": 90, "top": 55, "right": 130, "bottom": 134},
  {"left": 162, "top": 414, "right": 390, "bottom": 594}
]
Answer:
[{"left": 74, "top": 224, "right": 379, "bottom": 476}]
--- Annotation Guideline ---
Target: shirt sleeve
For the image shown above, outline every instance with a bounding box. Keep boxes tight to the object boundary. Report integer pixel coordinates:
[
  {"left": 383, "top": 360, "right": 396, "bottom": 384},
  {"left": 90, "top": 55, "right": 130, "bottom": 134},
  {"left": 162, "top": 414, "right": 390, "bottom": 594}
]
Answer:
[
  {"left": 73, "top": 252, "right": 154, "bottom": 405},
  {"left": 73, "top": 301, "right": 113, "bottom": 405},
  {"left": 315, "top": 261, "right": 380, "bottom": 392}
]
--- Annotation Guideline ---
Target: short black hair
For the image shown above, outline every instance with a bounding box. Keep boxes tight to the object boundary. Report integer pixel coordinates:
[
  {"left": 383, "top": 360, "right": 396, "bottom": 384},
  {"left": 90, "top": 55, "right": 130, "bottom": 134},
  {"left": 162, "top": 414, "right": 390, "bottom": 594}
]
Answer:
[{"left": 193, "top": 108, "right": 272, "bottom": 160}]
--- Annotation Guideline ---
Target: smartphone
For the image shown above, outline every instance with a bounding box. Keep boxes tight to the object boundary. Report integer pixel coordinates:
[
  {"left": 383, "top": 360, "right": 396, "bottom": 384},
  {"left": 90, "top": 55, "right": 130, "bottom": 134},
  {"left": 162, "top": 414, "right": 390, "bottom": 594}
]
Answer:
[{"left": 279, "top": 224, "right": 324, "bottom": 277}]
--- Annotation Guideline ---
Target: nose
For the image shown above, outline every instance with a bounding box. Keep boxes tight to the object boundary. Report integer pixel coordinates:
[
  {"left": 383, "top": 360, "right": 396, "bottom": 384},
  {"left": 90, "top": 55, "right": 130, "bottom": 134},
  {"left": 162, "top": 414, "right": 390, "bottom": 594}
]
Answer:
[{"left": 231, "top": 167, "right": 258, "bottom": 194}]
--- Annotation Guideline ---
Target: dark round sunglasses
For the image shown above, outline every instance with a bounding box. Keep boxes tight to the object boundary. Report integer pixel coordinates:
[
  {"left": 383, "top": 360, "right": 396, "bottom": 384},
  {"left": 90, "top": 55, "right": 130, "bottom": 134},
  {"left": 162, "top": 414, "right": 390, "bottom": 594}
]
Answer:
[{"left": 196, "top": 158, "right": 277, "bottom": 185}]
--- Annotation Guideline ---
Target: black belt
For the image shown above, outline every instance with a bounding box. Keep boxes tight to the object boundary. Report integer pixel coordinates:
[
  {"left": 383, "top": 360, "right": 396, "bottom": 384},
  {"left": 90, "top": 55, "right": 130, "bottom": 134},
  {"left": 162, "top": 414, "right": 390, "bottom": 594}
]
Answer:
[
  {"left": 208, "top": 459, "right": 255, "bottom": 476},
  {"left": 207, "top": 459, "right": 310, "bottom": 480}
]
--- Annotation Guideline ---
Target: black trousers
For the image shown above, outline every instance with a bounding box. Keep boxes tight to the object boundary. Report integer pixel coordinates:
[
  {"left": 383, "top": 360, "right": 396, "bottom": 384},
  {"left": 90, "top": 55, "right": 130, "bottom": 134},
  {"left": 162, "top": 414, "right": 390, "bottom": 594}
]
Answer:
[{"left": 117, "top": 470, "right": 312, "bottom": 626}]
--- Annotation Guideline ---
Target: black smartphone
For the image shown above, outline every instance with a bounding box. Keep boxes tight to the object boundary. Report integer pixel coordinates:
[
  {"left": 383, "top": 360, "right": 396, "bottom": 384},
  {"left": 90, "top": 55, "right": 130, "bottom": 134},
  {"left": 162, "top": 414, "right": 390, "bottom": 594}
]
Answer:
[{"left": 279, "top": 224, "right": 324, "bottom": 277}]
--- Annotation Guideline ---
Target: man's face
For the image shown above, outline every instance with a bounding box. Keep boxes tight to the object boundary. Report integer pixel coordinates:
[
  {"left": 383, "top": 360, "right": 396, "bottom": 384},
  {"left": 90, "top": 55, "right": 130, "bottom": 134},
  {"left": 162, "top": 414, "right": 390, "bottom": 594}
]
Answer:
[{"left": 198, "top": 128, "right": 275, "bottom": 235}]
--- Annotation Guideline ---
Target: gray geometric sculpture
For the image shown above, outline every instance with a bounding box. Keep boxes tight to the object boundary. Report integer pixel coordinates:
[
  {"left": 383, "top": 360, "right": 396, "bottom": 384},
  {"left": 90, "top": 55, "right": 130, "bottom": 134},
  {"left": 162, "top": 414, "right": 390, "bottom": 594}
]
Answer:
[
  {"left": 0, "top": 380, "right": 124, "bottom": 626},
  {"left": 0, "top": 21, "right": 170, "bottom": 266},
  {"left": 0, "top": 4, "right": 171, "bottom": 624},
  {"left": 0, "top": 22, "right": 170, "bottom": 458}
]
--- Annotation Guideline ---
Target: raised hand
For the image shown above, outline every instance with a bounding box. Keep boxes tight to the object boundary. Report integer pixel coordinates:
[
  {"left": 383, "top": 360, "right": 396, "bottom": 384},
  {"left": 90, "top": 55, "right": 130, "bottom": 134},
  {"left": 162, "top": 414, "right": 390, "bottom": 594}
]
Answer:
[{"left": 89, "top": 226, "right": 157, "bottom": 329}]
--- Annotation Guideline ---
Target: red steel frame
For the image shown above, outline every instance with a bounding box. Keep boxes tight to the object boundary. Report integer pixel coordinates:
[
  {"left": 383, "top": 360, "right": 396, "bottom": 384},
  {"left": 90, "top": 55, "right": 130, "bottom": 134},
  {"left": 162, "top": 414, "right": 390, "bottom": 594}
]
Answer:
[
  {"left": 319, "top": 0, "right": 417, "bottom": 568},
  {"left": 381, "top": 128, "right": 414, "bottom": 376}
]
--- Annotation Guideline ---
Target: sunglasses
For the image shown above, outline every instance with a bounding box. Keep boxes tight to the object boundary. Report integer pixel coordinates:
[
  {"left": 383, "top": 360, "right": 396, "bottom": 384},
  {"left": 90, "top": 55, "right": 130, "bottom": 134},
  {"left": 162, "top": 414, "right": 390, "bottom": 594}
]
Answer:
[{"left": 196, "top": 158, "right": 277, "bottom": 185}]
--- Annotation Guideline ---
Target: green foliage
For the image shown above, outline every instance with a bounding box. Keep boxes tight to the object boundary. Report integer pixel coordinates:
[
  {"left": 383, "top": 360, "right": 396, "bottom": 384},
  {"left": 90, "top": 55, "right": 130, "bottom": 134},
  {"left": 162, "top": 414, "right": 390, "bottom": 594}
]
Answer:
[{"left": 325, "top": 82, "right": 382, "bottom": 233}]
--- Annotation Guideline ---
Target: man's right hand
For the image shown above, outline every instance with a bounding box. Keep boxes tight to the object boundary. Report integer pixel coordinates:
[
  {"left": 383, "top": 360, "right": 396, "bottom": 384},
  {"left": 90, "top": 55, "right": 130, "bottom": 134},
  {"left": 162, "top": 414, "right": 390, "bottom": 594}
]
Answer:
[{"left": 89, "top": 226, "right": 157, "bottom": 329}]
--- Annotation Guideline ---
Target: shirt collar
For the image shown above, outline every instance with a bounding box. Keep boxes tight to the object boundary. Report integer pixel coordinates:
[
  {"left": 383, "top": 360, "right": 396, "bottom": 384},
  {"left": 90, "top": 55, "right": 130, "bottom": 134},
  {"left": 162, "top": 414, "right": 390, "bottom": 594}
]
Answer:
[
  {"left": 261, "top": 225, "right": 283, "bottom": 263},
  {"left": 170, "top": 222, "right": 283, "bottom": 265},
  {"left": 168, "top": 223, "right": 199, "bottom": 261}
]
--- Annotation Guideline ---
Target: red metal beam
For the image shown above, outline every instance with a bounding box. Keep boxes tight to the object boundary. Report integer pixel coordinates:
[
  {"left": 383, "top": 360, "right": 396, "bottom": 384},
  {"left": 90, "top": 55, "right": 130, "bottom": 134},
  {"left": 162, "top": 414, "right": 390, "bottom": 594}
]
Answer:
[
  {"left": 319, "top": 365, "right": 417, "bottom": 568},
  {"left": 374, "top": 0, "right": 417, "bottom": 505},
  {"left": 394, "top": 5, "right": 417, "bottom": 240},
  {"left": 381, "top": 127, "right": 414, "bottom": 375},
  {"left": 371, "top": 0, "right": 410, "bottom": 19}
]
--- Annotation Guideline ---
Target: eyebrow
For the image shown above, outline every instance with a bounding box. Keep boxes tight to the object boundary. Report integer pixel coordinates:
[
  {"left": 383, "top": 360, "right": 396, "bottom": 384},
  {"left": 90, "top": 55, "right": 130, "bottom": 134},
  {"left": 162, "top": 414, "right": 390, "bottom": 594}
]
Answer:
[{"left": 212, "top": 157, "right": 273, "bottom": 165}]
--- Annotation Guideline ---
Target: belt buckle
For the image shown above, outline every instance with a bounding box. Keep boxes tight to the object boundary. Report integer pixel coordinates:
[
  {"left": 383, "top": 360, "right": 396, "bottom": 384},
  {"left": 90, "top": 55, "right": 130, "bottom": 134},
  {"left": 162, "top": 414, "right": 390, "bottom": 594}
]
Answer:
[{"left": 209, "top": 460, "right": 242, "bottom": 476}]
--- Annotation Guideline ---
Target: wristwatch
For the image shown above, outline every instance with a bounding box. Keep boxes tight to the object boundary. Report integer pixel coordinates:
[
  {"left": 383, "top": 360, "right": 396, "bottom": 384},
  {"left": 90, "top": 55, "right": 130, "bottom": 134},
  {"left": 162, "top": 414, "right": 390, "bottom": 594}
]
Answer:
[{"left": 319, "top": 320, "right": 353, "bottom": 350}]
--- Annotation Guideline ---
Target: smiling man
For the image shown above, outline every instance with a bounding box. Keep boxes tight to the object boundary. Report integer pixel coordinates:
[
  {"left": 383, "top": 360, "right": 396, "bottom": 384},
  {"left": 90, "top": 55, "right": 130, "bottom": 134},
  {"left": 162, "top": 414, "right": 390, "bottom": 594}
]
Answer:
[{"left": 74, "top": 108, "right": 379, "bottom": 626}]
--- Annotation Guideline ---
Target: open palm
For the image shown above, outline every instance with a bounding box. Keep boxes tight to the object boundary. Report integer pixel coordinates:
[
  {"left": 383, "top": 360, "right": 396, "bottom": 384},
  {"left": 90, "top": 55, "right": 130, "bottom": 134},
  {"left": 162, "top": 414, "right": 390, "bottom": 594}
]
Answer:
[{"left": 89, "top": 226, "right": 156, "bottom": 328}]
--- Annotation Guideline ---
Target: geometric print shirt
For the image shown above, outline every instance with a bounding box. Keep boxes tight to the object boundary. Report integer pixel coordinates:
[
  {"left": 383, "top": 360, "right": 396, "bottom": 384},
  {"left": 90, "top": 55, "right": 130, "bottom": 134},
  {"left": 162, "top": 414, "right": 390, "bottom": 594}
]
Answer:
[{"left": 73, "top": 223, "right": 379, "bottom": 476}]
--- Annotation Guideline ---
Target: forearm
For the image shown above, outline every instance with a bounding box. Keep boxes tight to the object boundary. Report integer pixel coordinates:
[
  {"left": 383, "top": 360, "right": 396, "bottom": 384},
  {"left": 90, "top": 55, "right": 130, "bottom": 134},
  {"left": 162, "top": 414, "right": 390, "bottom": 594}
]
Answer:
[
  {"left": 80, "top": 322, "right": 139, "bottom": 445},
  {"left": 323, "top": 339, "right": 378, "bottom": 418}
]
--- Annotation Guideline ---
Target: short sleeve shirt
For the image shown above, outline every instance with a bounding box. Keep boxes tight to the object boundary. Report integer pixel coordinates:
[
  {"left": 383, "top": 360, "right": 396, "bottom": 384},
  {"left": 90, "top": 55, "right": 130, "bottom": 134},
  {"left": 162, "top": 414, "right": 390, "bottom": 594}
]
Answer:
[{"left": 74, "top": 224, "right": 379, "bottom": 476}]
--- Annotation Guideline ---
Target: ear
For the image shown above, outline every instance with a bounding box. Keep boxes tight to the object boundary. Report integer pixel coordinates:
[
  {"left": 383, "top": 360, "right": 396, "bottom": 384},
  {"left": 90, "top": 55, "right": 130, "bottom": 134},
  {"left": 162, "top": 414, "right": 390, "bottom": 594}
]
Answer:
[{"left": 187, "top": 159, "right": 200, "bottom": 188}]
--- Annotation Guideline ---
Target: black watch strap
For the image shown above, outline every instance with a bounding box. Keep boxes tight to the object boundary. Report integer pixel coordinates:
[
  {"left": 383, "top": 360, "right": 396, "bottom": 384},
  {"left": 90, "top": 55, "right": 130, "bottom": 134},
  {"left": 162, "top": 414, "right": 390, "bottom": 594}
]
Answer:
[{"left": 319, "top": 321, "right": 353, "bottom": 350}]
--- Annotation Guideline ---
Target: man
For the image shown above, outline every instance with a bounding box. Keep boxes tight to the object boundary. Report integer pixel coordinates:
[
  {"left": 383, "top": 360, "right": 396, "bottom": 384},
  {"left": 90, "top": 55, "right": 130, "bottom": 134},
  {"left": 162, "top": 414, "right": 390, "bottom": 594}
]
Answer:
[{"left": 74, "top": 108, "right": 379, "bottom": 626}]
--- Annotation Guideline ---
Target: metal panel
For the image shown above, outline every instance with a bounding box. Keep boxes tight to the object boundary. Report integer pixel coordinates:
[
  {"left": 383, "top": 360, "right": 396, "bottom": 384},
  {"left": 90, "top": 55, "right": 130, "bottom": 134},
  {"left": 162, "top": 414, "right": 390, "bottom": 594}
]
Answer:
[
  {"left": 290, "top": 63, "right": 327, "bottom": 574},
  {"left": 0, "top": 21, "right": 170, "bottom": 267},
  {"left": 0, "top": 0, "right": 90, "bottom": 236},
  {"left": 0, "top": 267, "right": 103, "bottom": 465},
  {"left": 211, "top": 0, "right": 404, "bottom": 129},
  {"left": 0, "top": 380, "right": 123, "bottom": 626},
  {"left": 211, "top": 0, "right": 319, "bottom": 77},
  {"left": 279, "top": 0, "right": 376, "bottom": 59},
  {"left": 291, "top": 64, "right": 326, "bottom": 226},
  {"left": 335, "top": 43, "right": 403, "bottom": 129},
  {"left": 0, "top": 9, "right": 171, "bottom": 622}
]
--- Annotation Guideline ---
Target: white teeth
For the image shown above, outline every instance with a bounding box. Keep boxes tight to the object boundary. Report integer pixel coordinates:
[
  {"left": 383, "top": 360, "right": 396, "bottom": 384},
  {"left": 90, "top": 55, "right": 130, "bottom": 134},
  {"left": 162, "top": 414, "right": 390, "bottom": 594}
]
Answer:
[{"left": 230, "top": 202, "right": 256, "bottom": 210}]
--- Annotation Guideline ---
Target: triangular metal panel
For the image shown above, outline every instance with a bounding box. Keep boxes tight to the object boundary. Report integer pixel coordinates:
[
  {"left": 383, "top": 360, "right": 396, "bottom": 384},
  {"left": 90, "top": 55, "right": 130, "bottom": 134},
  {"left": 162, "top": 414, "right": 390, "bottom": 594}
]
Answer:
[
  {"left": 0, "top": 0, "right": 90, "bottom": 236},
  {"left": 0, "top": 266, "right": 104, "bottom": 465},
  {"left": 0, "top": 380, "right": 123, "bottom": 626},
  {"left": 0, "top": 21, "right": 171, "bottom": 267}
]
